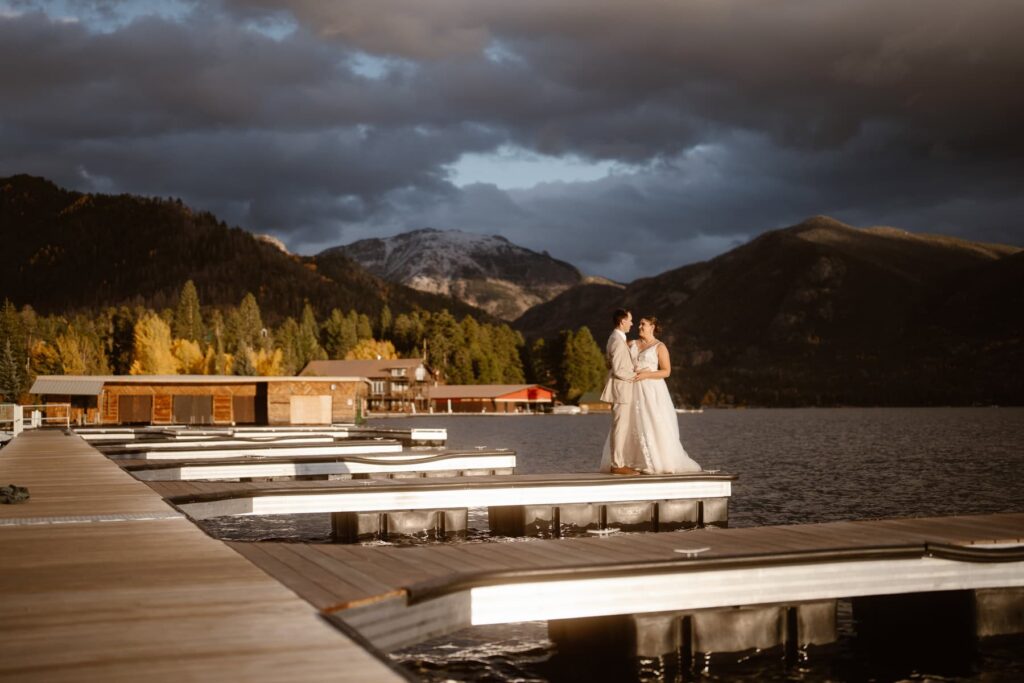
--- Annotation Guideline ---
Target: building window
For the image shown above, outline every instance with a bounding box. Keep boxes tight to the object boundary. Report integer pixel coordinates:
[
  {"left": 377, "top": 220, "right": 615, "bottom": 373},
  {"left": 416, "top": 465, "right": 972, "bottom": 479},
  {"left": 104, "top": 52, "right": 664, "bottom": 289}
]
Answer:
[{"left": 371, "top": 380, "right": 385, "bottom": 395}]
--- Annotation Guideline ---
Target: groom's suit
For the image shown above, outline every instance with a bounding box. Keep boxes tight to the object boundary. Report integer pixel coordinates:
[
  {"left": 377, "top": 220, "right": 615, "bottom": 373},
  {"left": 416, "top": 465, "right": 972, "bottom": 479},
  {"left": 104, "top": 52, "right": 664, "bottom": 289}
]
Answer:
[{"left": 600, "top": 328, "right": 635, "bottom": 468}]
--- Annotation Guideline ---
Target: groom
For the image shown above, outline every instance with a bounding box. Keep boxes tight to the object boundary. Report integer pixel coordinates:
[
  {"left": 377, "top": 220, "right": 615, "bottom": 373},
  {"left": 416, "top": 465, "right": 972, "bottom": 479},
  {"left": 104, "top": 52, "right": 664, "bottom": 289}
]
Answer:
[{"left": 601, "top": 308, "right": 639, "bottom": 475}]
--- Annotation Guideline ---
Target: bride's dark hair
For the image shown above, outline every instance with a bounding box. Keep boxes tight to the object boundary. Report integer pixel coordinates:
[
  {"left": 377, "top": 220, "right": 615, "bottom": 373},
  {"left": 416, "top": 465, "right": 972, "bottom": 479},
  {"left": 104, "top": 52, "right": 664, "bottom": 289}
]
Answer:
[{"left": 641, "top": 316, "right": 661, "bottom": 335}]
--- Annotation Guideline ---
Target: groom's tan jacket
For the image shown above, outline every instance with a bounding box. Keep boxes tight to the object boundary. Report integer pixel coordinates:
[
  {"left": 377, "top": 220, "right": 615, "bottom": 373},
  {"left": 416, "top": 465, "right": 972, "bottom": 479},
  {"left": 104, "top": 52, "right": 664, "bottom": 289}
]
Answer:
[{"left": 600, "top": 329, "right": 634, "bottom": 404}]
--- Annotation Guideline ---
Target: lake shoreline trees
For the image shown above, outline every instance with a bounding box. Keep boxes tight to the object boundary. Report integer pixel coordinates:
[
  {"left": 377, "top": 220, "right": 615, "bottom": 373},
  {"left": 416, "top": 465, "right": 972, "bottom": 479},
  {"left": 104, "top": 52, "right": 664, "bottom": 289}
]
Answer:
[{"left": 0, "top": 282, "right": 608, "bottom": 406}]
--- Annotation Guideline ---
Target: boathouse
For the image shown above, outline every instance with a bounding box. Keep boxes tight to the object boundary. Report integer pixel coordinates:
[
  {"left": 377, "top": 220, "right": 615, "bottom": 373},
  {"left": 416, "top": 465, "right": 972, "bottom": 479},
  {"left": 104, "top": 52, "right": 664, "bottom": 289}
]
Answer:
[
  {"left": 300, "top": 358, "right": 431, "bottom": 413},
  {"left": 427, "top": 384, "right": 553, "bottom": 413},
  {"left": 29, "top": 375, "right": 369, "bottom": 426}
]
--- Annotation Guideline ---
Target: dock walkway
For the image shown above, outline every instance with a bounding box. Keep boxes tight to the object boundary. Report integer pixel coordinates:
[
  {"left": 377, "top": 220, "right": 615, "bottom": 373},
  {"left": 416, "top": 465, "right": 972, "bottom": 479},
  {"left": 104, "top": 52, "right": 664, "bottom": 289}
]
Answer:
[
  {"left": 0, "top": 430, "right": 406, "bottom": 682},
  {"left": 228, "top": 511, "right": 1024, "bottom": 651}
]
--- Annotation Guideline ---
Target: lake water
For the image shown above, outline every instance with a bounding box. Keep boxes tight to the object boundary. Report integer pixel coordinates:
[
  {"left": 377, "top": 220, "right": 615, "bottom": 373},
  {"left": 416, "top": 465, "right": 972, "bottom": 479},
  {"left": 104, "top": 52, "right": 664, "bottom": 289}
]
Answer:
[{"left": 380, "top": 408, "right": 1024, "bottom": 682}]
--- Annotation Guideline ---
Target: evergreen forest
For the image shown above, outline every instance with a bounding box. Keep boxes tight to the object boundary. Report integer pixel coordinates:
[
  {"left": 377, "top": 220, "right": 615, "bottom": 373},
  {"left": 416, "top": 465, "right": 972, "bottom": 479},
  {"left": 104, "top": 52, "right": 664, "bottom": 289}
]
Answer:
[{"left": 0, "top": 283, "right": 608, "bottom": 406}]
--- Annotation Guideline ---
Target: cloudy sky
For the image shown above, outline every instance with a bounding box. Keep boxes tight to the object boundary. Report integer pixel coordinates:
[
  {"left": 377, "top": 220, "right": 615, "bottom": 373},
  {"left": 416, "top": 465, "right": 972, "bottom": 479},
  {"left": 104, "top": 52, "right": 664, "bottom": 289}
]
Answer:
[{"left": 2, "top": 0, "right": 1022, "bottom": 281}]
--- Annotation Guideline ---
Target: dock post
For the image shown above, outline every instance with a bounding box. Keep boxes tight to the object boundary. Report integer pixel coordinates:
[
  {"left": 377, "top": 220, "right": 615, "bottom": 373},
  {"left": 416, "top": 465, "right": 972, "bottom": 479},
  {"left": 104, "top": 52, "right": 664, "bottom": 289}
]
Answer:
[
  {"left": 488, "top": 505, "right": 557, "bottom": 537},
  {"left": 331, "top": 511, "right": 382, "bottom": 542},
  {"left": 603, "top": 501, "right": 656, "bottom": 532},
  {"left": 656, "top": 499, "right": 700, "bottom": 531},
  {"left": 700, "top": 498, "right": 729, "bottom": 527},
  {"left": 557, "top": 503, "right": 600, "bottom": 536},
  {"left": 974, "top": 587, "right": 1024, "bottom": 637},
  {"left": 690, "top": 605, "right": 786, "bottom": 655}
]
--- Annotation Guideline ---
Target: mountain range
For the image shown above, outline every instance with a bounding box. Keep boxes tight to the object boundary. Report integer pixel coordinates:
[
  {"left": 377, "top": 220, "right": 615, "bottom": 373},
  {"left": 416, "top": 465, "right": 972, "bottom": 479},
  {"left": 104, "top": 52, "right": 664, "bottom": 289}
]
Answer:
[
  {"left": 2, "top": 175, "right": 1020, "bottom": 405},
  {"left": 517, "top": 216, "right": 1022, "bottom": 405},
  {"left": 0, "top": 175, "right": 483, "bottom": 323}
]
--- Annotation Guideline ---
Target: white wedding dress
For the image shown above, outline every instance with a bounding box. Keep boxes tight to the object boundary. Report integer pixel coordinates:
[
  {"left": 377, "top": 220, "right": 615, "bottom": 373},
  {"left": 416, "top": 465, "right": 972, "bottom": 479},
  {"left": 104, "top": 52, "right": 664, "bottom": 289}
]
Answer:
[{"left": 599, "top": 341, "right": 702, "bottom": 474}]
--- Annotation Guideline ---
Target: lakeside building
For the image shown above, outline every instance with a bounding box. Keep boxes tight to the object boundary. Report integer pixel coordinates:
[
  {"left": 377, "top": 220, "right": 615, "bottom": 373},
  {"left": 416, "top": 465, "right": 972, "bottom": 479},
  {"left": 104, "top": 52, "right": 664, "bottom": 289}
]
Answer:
[
  {"left": 427, "top": 384, "right": 553, "bottom": 414},
  {"left": 577, "top": 390, "right": 610, "bottom": 413},
  {"left": 29, "top": 375, "right": 368, "bottom": 426},
  {"left": 301, "top": 359, "right": 431, "bottom": 414}
]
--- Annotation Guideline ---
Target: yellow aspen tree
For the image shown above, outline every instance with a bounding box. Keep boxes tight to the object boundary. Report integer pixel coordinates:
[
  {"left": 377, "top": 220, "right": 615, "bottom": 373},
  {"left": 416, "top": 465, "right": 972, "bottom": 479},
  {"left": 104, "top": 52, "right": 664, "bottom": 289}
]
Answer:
[
  {"left": 171, "top": 338, "right": 206, "bottom": 374},
  {"left": 254, "top": 347, "right": 284, "bottom": 376},
  {"left": 55, "top": 332, "right": 87, "bottom": 375},
  {"left": 129, "top": 313, "right": 178, "bottom": 374},
  {"left": 344, "top": 339, "right": 398, "bottom": 360}
]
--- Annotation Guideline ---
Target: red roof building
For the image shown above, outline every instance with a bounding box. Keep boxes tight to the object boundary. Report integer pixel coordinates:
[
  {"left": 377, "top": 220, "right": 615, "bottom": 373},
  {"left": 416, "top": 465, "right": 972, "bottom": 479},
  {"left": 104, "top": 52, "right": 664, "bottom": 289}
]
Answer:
[{"left": 427, "top": 384, "right": 553, "bottom": 414}]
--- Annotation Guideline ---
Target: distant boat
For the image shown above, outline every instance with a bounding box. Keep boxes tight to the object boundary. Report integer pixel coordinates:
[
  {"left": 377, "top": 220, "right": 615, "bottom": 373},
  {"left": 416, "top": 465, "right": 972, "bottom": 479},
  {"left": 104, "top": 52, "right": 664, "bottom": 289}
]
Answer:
[
  {"left": 675, "top": 407, "right": 704, "bottom": 414},
  {"left": 551, "top": 405, "right": 582, "bottom": 415}
]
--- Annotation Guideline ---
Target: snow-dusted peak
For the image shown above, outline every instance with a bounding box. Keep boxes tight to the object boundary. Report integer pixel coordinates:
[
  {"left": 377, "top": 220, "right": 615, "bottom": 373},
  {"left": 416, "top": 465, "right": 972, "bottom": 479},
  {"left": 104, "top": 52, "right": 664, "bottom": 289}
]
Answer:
[{"left": 320, "top": 228, "right": 582, "bottom": 320}]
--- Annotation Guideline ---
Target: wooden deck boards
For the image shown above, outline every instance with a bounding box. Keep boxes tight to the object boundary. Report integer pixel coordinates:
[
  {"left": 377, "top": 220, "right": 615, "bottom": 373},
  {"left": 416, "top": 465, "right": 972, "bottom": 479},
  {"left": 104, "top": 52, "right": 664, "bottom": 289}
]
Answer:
[
  {"left": 227, "top": 512, "right": 1024, "bottom": 617},
  {"left": 0, "top": 430, "right": 405, "bottom": 683}
]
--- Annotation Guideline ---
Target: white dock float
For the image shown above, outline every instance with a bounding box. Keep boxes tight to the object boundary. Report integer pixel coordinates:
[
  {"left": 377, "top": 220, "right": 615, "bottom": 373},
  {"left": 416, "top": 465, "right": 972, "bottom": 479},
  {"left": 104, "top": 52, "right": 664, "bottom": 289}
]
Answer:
[
  {"left": 105, "top": 440, "right": 404, "bottom": 461},
  {"left": 165, "top": 473, "right": 732, "bottom": 519},
  {"left": 125, "top": 449, "right": 517, "bottom": 481},
  {"left": 97, "top": 436, "right": 341, "bottom": 453}
]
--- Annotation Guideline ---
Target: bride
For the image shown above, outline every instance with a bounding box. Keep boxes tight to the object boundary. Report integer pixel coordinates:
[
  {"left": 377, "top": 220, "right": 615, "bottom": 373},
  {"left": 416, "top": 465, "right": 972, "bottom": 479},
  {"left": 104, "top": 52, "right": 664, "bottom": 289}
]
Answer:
[{"left": 625, "top": 316, "right": 702, "bottom": 474}]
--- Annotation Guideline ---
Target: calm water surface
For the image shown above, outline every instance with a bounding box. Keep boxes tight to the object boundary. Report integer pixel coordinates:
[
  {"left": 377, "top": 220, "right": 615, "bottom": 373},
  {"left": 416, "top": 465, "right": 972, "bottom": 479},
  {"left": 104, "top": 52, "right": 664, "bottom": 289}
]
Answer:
[{"left": 210, "top": 408, "right": 1024, "bottom": 681}]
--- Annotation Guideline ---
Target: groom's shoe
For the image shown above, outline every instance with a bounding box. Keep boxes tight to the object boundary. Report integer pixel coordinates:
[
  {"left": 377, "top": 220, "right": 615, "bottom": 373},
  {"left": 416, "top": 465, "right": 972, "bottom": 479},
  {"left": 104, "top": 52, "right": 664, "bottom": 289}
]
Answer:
[{"left": 610, "top": 466, "right": 640, "bottom": 475}]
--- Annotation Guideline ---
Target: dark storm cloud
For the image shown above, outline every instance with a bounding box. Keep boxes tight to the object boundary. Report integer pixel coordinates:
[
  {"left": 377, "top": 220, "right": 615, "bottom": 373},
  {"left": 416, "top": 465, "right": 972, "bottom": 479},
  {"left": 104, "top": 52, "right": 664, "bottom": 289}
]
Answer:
[{"left": 1, "top": 1, "right": 1022, "bottom": 281}]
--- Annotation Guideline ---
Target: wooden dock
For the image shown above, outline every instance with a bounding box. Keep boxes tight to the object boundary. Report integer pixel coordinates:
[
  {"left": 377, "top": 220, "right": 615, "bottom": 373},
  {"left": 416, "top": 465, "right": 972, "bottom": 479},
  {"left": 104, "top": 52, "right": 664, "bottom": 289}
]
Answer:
[
  {"left": 227, "top": 512, "right": 1024, "bottom": 653},
  {"left": 120, "top": 448, "right": 517, "bottom": 481},
  {"left": 76, "top": 424, "right": 447, "bottom": 447},
  {"left": 0, "top": 430, "right": 407, "bottom": 682},
  {"left": 150, "top": 472, "right": 733, "bottom": 543},
  {"left": 98, "top": 438, "right": 406, "bottom": 460}
]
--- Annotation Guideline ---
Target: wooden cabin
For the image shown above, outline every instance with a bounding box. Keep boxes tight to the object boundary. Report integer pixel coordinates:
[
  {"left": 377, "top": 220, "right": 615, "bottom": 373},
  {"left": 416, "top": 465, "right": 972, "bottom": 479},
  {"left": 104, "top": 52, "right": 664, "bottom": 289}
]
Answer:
[
  {"left": 427, "top": 384, "right": 553, "bottom": 414},
  {"left": 29, "top": 375, "right": 369, "bottom": 426},
  {"left": 301, "top": 359, "right": 431, "bottom": 413}
]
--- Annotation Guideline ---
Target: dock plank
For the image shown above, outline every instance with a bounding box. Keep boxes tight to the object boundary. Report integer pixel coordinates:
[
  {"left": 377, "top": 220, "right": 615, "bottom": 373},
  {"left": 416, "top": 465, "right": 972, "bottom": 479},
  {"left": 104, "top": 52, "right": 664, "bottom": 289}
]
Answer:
[{"left": 0, "top": 430, "right": 405, "bottom": 683}]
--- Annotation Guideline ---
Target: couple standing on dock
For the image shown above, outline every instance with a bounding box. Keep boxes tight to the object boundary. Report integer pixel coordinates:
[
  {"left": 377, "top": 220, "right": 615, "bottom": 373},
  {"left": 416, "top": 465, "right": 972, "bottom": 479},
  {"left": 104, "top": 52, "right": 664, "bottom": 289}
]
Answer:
[{"left": 599, "top": 308, "right": 702, "bottom": 475}]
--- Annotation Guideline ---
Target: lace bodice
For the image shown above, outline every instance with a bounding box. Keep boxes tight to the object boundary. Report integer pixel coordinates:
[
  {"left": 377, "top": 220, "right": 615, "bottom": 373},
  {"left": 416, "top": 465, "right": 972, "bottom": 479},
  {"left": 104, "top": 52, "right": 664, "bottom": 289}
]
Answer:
[{"left": 633, "top": 341, "right": 660, "bottom": 372}]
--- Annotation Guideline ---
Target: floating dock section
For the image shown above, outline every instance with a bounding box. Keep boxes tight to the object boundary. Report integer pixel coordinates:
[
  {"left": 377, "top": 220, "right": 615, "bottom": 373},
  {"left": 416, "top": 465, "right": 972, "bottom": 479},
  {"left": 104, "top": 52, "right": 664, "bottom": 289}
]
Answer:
[
  {"left": 228, "top": 512, "right": 1024, "bottom": 661},
  {"left": 0, "top": 429, "right": 405, "bottom": 682}
]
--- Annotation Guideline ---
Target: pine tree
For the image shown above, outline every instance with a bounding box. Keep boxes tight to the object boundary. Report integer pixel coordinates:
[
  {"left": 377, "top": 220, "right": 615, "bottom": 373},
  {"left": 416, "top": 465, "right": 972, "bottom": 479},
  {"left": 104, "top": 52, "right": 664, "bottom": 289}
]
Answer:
[
  {"left": 378, "top": 305, "right": 393, "bottom": 339},
  {"left": 424, "top": 310, "right": 461, "bottom": 381},
  {"left": 298, "top": 303, "right": 326, "bottom": 367},
  {"left": 0, "top": 340, "right": 21, "bottom": 402},
  {"left": 275, "top": 317, "right": 301, "bottom": 374},
  {"left": 561, "top": 326, "right": 606, "bottom": 403},
  {"left": 323, "top": 309, "right": 359, "bottom": 359},
  {"left": 0, "top": 300, "right": 28, "bottom": 398},
  {"left": 226, "top": 293, "right": 263, "bottom": 354},
  {"left": 493, "top": 324, "right": 526, "bottom": 384},
  {"left": 106, "top": 307, "right": 137, "bottom": 374},
  {"left": 233, "top": 341, "right": 257, "bottom": 376},
  {"left": 527, "top": 337, "right": 558, "bottom": 387},
  {"left": 356, "top": 313, "right": 373, "bottom": 340},
  {"left": 392, "top": 311, "right": 426, "bottom": 355},
  {"left": 172, "top": 280, "right": 204, "bottom": 342}
]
